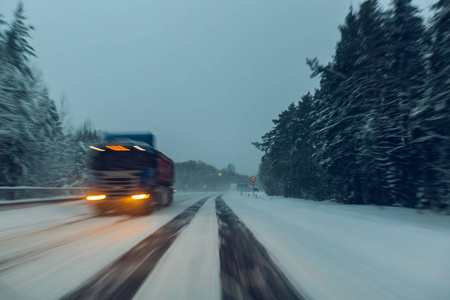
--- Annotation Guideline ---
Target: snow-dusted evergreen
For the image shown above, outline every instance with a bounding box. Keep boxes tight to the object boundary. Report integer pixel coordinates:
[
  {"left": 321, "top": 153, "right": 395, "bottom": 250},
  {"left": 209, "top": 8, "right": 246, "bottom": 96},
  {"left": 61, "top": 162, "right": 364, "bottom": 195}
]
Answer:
[
  {"left": 0, "top": 3, "right": 101, "bottom": 193},
  {"left": 254, "top": 0, "right": 450, "bottom": 211},
  {"left": 253, "top": 93, "right": 318, "bottom": 199}
]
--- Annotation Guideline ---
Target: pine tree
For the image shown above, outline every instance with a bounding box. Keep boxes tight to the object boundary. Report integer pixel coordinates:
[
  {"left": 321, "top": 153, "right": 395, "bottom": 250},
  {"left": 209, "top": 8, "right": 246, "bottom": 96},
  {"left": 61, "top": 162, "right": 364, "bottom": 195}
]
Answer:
[
  {"left": 345, "top": 0, "right": 392, "bottom": 205},
  {"left": 0, "top": 62, "right": 38, "bottom": 187},
  {"left": 253, "top": 103, "right": 299, "bottom": 196},
  {"left": 0, "top": 3, "right": 39, "bottom": 188},
  {"left": 289, "top": 93, "right": 318, "bottom": 199},
  {"left": 411, "top": 0, "right": 450, "bottom": 210},
  {"left": 373, "top": 0, "right": 428, "bottom": 207},
  {"left": 31, "top": 86, "right": 65, "bottom": 186},
  {"left": 308, "top": 7, "right": 363, "bottom": 203},
  {"left": 4, "top": 2, "right": 36, "bottom": 79}
]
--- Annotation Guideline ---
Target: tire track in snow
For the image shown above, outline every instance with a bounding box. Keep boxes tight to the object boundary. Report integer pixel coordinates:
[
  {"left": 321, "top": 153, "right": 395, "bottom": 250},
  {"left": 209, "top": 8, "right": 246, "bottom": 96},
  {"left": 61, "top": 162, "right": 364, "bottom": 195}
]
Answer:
[
  {"left": 0, "top": 217, "right": 134, "bottom": 273},
  {"left": 0, "top": 213, "right": 92, "bottom": 236},
  {"left": 61, "top": 196, "right": 210, "bottom": 300},
  {"left": 0, "top": 216, "right": 96, "bottom": 243},
  {"left": 215, "top": 196, "right": 305, "bottom": 300}
]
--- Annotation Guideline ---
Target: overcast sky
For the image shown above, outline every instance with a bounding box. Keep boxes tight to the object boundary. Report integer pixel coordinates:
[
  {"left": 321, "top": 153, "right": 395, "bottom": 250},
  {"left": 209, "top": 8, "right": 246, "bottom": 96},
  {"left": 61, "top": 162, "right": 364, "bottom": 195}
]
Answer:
[{"left": 1, "top": 0, "right": 432, "bottom": 176}]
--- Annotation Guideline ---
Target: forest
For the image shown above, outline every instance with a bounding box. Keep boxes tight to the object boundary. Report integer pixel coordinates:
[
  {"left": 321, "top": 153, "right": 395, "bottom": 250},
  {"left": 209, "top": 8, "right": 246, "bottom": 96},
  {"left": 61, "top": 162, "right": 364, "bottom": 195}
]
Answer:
[
  {"left": 254, "top": 0, "right": 450, "bottom": 211},
  {"left": 174, "top": 161, "right": 250, "bottom": 192},
  {"left": 0, "top": 3, "right": 102, "bottom": 190}
]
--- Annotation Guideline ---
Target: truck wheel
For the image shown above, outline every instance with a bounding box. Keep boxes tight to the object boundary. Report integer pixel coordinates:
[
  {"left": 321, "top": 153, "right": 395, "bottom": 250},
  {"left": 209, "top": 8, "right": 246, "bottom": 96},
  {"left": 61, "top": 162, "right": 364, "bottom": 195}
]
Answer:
[
  {"left": 167, "top": 190, "right": 173, "bottom": 207},
  {"left": 161, "top": 189, "right": 172, "bottom": 207},
  {"left": 142, "top": 200, "right": 154, "bottom": 216}
]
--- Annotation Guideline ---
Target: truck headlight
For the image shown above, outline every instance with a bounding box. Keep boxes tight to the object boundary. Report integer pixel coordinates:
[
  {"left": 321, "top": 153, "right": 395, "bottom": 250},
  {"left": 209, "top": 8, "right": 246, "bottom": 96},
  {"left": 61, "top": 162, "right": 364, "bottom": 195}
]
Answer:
[
  {"left": 131, "top": 194, "right": 150, "bottom": 200},
  {"left": 87, "top": 195, "right": 106, "bottom": 201}
]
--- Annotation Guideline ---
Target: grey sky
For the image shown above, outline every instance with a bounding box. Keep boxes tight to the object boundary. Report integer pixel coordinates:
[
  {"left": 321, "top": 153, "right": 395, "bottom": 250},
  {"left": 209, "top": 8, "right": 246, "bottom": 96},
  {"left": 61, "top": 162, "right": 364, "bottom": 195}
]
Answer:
[{"left": 1, "top": 0, "right": 432, "bottom": 176}]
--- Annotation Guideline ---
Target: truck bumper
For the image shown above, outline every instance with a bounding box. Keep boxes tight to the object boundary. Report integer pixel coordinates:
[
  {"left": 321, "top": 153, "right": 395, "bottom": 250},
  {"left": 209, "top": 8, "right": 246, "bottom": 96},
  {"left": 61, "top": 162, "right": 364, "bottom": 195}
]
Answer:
[{"left": 88, "top": 196, "right": 153, "bottom": 215}]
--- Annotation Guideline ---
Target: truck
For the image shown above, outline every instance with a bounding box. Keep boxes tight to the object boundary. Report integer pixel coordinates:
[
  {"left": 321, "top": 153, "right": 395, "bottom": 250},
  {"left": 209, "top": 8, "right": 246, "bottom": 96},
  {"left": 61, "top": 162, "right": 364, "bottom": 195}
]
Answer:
[{"left": 86, "top": 133, "right": 174, "bottom": 216}]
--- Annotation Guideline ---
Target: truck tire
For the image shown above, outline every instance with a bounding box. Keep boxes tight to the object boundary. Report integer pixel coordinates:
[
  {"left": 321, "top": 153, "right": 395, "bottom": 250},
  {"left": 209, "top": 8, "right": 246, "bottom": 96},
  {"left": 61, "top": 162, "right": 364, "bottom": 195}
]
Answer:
[
  {"left": 161, "top": 189, "right": 173, "bottom": 207},
  {"left": 141, "top": 199, "right": 154, "bottom": 216},
  {"left": 167, "top": 190, "right": 173, "bottom": 207}
]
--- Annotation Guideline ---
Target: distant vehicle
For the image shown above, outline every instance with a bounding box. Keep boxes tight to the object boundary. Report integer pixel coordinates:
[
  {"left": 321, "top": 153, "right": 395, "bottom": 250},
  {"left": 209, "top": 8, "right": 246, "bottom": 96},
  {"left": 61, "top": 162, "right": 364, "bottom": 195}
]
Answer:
[
  {"left": 230, "top": 183, "right": 237, "bottom": 192},
  {"left": 86, "top": 133, "right": 174, "bottom": 216}
]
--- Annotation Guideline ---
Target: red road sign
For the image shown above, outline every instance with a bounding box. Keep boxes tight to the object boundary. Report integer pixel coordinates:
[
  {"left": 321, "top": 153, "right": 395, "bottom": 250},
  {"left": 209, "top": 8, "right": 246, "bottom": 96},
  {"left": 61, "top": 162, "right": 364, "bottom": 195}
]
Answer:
[{"left": 250, "top": 176, "right": 256, "bottom": 182}]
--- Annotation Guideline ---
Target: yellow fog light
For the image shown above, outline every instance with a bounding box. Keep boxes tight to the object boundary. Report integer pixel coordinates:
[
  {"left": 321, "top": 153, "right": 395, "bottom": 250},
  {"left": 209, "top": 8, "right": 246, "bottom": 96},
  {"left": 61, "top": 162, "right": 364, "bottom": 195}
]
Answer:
[
  {"left": 87, "top": 195, "right": 106, "bottom": 201},
  {"left": 132, "top": 194, "right": 150, "bottom": 200}
]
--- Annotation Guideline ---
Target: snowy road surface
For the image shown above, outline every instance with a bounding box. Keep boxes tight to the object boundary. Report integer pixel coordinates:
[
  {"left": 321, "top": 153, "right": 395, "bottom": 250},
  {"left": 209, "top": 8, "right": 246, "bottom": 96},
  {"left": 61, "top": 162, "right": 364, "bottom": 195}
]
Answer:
[{"left": 0, "top": 192, "right": 449, "bottom": 300}]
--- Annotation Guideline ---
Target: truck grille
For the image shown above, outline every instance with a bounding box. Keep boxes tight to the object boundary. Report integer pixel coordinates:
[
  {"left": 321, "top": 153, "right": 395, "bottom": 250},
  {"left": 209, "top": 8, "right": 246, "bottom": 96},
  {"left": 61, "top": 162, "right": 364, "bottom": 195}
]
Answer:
[{"left": 94, "top": 170, "right": 142, "bottom": 199}]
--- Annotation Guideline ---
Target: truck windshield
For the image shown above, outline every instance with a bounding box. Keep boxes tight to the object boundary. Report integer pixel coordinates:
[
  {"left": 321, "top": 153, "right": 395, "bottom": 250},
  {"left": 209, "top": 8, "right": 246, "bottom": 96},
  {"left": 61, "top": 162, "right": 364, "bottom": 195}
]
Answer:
[{"left": 92, "top": 150, "right": 155, "bottom": 171}]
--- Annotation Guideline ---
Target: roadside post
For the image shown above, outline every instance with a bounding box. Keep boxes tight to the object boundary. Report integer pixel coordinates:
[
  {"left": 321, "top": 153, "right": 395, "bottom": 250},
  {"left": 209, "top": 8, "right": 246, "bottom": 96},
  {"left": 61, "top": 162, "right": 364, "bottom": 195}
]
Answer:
[{"left": 250, "top": 176, "right": 256, "bottom": 197}]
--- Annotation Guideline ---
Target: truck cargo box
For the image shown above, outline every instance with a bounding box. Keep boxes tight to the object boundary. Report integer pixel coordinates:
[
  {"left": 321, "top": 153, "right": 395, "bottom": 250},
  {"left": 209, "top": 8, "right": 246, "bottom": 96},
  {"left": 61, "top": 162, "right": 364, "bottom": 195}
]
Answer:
[{"left": 155, "top": 151, "right": 174, "bottom": 186}]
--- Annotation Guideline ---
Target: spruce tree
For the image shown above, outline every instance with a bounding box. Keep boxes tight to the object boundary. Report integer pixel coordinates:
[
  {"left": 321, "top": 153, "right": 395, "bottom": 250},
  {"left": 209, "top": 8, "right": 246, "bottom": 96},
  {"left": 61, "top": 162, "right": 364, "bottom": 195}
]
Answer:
[
  {"left": 411, "top": 0, "right": 450, "bottom": 210},
  {"left": 376, "top": 0, "right": 428, "bottom": 207},
  {"left": 308, "top": 8, "right": 363, "bottom": 203},
  {"left": 253, "top": 103, "right": 298, "bottom": 196},
  {"left": 5, "top": 2, "right": 36, "bottom": 79}
]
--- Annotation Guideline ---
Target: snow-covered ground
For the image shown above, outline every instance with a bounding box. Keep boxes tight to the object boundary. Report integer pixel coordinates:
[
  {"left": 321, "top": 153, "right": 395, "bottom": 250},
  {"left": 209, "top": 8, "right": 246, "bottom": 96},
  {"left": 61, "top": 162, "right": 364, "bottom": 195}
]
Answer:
[
  {"left": 226, "top": 193, "right": 450, "bottom": 300},
  {"left": 0, "top": 192, "right": 449, "bottom": 300}
]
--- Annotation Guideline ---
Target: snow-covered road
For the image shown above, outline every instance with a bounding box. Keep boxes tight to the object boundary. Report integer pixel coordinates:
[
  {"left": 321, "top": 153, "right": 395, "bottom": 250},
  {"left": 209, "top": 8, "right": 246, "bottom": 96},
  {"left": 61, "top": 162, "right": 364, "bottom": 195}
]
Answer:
[{"left": 0, "top": 193, "right": 449, "bottom": 300}]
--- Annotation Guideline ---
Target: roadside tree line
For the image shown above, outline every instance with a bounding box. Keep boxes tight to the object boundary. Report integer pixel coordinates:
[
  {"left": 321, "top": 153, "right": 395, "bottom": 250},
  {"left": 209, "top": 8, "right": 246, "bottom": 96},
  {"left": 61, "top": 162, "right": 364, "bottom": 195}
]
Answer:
[
  {"left": 254, "top": 0, "right": 450, "bottom": 211},
  {"left": 0, "top": 3, "right": 101, "bottom": 188},
  {"left": 175, "top": 161, "right": 249, "bottom": 192}
]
